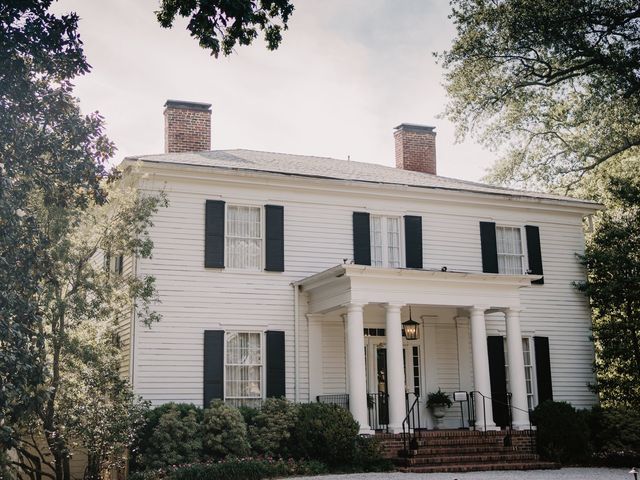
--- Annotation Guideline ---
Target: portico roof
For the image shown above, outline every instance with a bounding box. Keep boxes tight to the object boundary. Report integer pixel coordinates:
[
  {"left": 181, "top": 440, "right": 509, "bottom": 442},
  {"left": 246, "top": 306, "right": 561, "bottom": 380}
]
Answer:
[{"left": 295, "top": 265, "right": 541, "bottom": 314}]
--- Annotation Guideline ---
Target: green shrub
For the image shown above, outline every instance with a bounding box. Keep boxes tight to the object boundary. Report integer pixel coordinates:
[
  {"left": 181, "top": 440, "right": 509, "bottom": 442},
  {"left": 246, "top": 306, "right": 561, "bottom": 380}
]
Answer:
[
  {"left": 238, "top": 405, "right": 260, "bottom": 426},
  {"left": 202, "top": 400, "right": 250, "bottom": 459},
  {"left": 290, "top": 402, "right": 359, "bottom": 467},
  {"left": 133, "top": 403, "right": 203, "bottom": 471},
  {"left": 129, "top": 458, "right": 328, "bottom": 480},
  {"left": 352, "top": 436, "right": 393, "bottom": 472},
  {"left": 531, "top": 400, "right": 590, "bottom": 464},
  {"left": 588, "top": 405, "right": 640, "bottom": 466},
  {"left": 248, "top": 398, "right": 299, "bottom": 456}
]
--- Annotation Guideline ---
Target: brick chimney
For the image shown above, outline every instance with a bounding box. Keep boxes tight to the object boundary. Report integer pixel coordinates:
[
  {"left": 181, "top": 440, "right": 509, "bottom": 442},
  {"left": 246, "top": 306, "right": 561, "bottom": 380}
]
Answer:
[
  {"left": 164, "top": 100, "right": 212, "bottom": 153},
  {"left": 394, "top": 123, "right": 437, "bottom": 175}
]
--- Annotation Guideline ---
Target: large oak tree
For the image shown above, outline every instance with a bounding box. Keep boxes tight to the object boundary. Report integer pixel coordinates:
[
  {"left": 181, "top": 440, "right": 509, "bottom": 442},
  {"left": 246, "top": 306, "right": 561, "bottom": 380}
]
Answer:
[{"left": 441, "top": 0, "right": 640, "bottom": 192}]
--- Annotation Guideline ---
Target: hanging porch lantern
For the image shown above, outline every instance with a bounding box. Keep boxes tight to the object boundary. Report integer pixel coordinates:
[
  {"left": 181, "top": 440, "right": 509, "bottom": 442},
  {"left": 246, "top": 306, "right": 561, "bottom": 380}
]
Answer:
[{"left": 402, "top": 306, "right": 420, "bottom": 340}]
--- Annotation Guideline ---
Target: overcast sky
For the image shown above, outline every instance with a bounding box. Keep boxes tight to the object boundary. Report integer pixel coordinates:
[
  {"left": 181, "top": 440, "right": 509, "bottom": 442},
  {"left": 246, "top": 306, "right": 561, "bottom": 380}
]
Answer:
[{"left": 54, "top": 0, "right": 496, "bottom": 181}]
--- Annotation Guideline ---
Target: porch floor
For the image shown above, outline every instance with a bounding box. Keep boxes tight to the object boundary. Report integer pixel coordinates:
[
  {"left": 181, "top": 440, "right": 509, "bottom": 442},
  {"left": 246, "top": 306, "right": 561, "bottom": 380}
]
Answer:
[{"left": 374, "top": 429, "right": 559, "bottom": 473}]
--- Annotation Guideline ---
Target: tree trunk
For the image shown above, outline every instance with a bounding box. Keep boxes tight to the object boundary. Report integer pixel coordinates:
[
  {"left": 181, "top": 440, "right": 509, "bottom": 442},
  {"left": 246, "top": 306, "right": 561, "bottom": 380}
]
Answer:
[
  {"left": 84, "top": 454, "right": 101, "bottom": 480},
  {"left": 43, "top": 309, "right": 71, "bottom": 480}
]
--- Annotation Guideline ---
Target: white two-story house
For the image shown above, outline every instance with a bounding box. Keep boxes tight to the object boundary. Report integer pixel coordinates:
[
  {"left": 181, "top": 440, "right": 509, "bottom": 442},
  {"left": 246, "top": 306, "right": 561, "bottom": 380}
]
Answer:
[{"left": 119, "top": 100, "right": 599, "bottom": 435}]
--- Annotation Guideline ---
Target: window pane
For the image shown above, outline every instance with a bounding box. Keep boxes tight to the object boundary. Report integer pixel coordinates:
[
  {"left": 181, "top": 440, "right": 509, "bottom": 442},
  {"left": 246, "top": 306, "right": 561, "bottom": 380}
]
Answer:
[
  {"left": 370, "top": 215, "right": 402, "bottom": 268},
  {"left": 387, "top": 217, "right": 400, "bottom": 268},
  {"left": 225, "top": 332, "right": 262, "bottom": 406},
  {"left": 370, "top": 216, "right": 383, "bottom": 266},
  {"left": 496, "top": 226, "right": 523, "bottom": 274},
  {"left": 226, "top": 206, "right": 261, "bottom": 269}
]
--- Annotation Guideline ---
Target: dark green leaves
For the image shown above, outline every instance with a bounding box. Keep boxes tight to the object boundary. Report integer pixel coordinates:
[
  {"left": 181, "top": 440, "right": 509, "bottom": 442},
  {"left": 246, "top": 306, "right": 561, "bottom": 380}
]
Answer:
[
  {"left": 577, "top": 176, "right": 640, "bottom": 408},
  {"left": 441, "top": 0, "right": 640, "bottom": 191},
  {"left": 155, "top": 0, "right": 294, "bottom": 57}
]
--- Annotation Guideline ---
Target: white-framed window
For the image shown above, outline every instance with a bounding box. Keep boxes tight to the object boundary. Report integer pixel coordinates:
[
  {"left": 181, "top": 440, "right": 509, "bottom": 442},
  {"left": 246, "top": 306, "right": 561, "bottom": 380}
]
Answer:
[
  {"left": 504, "top": 337, "right": 537, "bottom": 410},
  {"left": 224, "top": 331, "right": 263, "bottom": 407},
  {"left": 225, "top": 205, "right": 262, "bottom": 270},
  {"left": 522, "top": 338, "right": 536, "bottom": 410},
  {"left": 370, "top": 215, "right": 402, "bottom": 268},
  {"left": 496, "top": 226, "right": 525, "bottom": 274},
  {"left": 103, "top": 252, "right": 124, "bottom": 275}
]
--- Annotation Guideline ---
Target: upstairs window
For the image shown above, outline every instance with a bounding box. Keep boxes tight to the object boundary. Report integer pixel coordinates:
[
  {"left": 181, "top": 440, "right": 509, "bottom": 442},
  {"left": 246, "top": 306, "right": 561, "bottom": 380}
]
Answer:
[
  {"left": 496, "top": 226, "right": 525, "bottom": 275},
  {"left": 370, "top": 216, "right": 401, "bottom": 268},
  {"left": 226, "top": 205, "right": 262, "bottom": 270}
]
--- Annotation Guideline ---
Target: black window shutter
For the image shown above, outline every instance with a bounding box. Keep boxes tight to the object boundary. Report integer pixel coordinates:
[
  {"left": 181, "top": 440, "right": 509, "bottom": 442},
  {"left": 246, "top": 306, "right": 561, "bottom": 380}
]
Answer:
[
  {"left": 487, "top": 336, "right": 509, "bottom": 428},
  {"left": 205, "top": 200, "right": 225, "bottom": 268},
  {"left": 353, "top": 212, "right": 371, "bottom": 265},
  {"left": 404, "top": 215, "right": 423, "bottom": 269},
  {"left": 266, "top": 331, "right": 286, "bottom": 398},
  {"left": 203, "top": 330, "right": 224, "bottom": 407},
  {"left": 525, "top": 225, "right": 544, "bottom": 284},
  {"left": 480, "top": 221, "right": 499, "bottom": 273},
  {"left": 265, "top": 205, "right": 285, "bottom": 272},
  {"left": 534, "top": 336, "right": 553, "bottom": 403}
]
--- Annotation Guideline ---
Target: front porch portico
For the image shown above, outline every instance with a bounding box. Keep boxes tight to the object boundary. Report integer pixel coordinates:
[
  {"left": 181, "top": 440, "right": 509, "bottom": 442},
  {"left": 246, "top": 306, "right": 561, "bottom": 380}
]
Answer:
[{"left": 298, "top": 265, "right": 539, "bottom": 434}]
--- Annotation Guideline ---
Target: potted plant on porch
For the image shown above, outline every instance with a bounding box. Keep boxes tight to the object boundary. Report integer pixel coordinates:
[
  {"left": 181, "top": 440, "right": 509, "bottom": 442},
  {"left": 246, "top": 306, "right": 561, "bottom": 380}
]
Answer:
[{"left": 427, "top": 388, "right": 452, "bottom": 429}]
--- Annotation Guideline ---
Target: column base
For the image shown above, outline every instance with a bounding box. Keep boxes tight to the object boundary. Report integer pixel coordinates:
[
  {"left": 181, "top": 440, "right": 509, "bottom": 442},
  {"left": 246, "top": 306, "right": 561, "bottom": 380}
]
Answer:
[
  {"left": 511, "top": 422, "right": 531, "bottom": 430},
  {"left": 386, "top": 424, "right": 404, "bottom": 434},
  {"left": 477, "top": 423, "right": 500, "bottom": 431},
  {"left": 358, "top": 427, "right": 375, "bottom": 435}
]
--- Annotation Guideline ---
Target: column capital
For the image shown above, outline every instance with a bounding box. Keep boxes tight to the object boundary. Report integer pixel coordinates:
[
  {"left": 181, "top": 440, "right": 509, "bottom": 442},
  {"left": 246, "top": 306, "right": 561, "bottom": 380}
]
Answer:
[
  {"left": 384, "top": 303, "right": 404, "bottom": 312},
  {"left": 469, "top": 305, "right": 491, "bottom": 315},
  {"left": 346, "top": 303, "right": 364, "bottom": 312},
  {"left": 505, "top": 307, "right": 524, "bottom": 315}
]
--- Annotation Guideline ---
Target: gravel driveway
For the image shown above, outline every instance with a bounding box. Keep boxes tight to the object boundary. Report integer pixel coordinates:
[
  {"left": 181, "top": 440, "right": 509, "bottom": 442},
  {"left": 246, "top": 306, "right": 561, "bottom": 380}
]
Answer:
[{"left": 292, "top": 468, "right": 632, "bottom": 480}]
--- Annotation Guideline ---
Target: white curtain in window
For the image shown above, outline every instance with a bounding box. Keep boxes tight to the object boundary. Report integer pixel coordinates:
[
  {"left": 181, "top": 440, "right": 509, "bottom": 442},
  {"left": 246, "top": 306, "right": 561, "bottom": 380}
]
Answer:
[
  {"left": 370, "top": 216, "right": 401, "bottom": 268},
  {"left": 225, "top": 332, "right": 262, "bottom": 405},
  {"left": 370, "top": 216, "right": 384, "bottom": 267},
  {"left": 496, "top": 227, "right": 523, "bottom": 274},
  {"left": 387, "top": 217, "right": 400, "bottom": 268},
  {"left": 226, "top": 206, "right": 261, "bottom": 270}
]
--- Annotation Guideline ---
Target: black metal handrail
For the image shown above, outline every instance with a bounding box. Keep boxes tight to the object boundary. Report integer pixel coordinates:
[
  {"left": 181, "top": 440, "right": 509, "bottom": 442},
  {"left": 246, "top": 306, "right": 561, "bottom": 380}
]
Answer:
[
  {"left": 405, "top": 391, "right": 420, "bottom": 431},
  {"left": 401, "top": 393, "right": 420, "bottom": 454}
]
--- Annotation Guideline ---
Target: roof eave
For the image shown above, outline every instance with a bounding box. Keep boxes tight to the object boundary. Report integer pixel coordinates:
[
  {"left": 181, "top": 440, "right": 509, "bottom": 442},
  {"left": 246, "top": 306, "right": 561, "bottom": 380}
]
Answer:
[{"left": 121, "top": 156, "right": 603, "bottom": 212}]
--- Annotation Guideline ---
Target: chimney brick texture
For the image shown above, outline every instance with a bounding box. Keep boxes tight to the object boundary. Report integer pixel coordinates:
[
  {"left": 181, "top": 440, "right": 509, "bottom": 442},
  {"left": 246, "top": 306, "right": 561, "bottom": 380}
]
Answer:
[
  {"left": 164, "top": 100, "right": 212, "bottom": 153},
  {"left": 394, "top": 124, "right": 437, "bottom": 175}
]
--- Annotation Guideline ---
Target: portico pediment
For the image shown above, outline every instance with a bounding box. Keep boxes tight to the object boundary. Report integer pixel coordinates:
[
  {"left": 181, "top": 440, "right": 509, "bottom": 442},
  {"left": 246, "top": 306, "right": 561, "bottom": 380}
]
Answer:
[{"left": 296, "top": 265, "right": 540, "bottom": 314}]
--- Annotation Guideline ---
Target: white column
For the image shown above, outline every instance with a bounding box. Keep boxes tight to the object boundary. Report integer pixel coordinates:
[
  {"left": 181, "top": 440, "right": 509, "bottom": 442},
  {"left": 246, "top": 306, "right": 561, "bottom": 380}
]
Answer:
[
  {"left": 469, "top": 306, "right": 497, "bottom": 430},
  {"left": 345, "top": 303, "right": 372, "bottom": 434},
  {"left": 505, "top": 308, "right": 530, "bottom": 429},
  {"left": 307, "top": 314, "right": 324, "bottom": 402},
  {"left": 385, "top": 303, "right": 406, "bottom": 433}
]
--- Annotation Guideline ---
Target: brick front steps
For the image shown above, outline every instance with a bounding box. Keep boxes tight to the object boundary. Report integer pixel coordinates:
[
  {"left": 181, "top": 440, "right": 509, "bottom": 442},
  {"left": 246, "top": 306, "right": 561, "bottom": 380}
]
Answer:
[{"left": 375, "top": 429, "right": 559, "bottom": 473}]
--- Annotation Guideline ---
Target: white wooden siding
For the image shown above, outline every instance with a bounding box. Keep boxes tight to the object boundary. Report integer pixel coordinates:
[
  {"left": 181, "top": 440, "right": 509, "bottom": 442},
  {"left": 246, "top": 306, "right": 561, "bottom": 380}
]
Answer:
[{"left": 131, "top": 168, "right": 596, "bottom": 409}]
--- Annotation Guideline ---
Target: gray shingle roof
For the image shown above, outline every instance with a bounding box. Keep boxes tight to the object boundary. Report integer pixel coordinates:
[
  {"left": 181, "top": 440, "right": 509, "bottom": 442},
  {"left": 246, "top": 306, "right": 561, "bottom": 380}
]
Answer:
[{"left": 128, "top": 149, "right": 597, "bottom": 206}]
